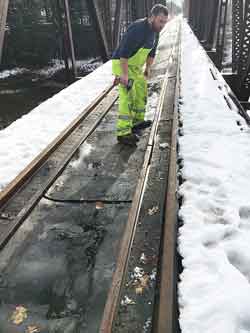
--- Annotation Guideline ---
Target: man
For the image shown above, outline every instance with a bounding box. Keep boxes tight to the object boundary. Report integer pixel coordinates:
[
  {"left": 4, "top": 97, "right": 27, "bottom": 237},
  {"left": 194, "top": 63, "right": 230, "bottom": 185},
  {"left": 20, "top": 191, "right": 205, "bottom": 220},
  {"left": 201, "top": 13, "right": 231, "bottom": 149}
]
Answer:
[{"left": 112, "top": 4, "right": 169, "bottom": 146}]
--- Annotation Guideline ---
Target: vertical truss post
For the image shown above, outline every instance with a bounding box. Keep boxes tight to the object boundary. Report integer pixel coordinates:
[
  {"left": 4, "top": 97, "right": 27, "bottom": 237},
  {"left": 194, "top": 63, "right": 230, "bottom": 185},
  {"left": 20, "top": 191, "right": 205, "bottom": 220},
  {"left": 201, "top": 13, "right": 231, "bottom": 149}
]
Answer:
[
  {"left": 216, "top": 0, "right": 228, "bottom": 70},
  {"left": 103, "top": 0, "right": 113, "bottom": 50},
  {"left": 63, "top": 0, "right": 77, "bottom": 79},
  {"left": 125, "top": 0, "right": 130, "bottom": 29},
  {"left": 238, "top": 0, "right": 250, "bottom": 99},
  {"left": 0, "top": 0, "right": 9, "bottom": 64},
  {"left": 188, "top": 0, "right": 193, "bottom": 24},
  {"left": 85, "top": 0, "right": 110, "bottom": 61},
  {"left": 137, "top": 0, "right": 147, "bottom": 18},
  {"left": 113, "top": 0, "right": 122, "bottom": 50},
  {"left": 232, "top": 0, "right": 243, "bottom": 73},
  {"left": 203, "top": 0, "right": 213, "bottom": 45},
  {"left": 53, "top": 0, "right": 74, "bottom": 84},
  {"left": 183, "top": 0, "right": 190, "bottom": 19},
  {"left": 146, "top": 0, "right": 154, "bottom": 16},
  {"left": 131, "top": 0, "right": 137, "bottom": 21},
  {"left": 125, "top": 0, "right": 134, "bottom": 28},
  {"left": 199, "top": 0, "right": 210, "bottom": 41},
  {"left": 145, "top": 0, "right": 149, "bottom": 17},
  {"left": 188, "top": 0, "right": 202, "bottom": 38},
  {"left": 207, "top": 0, "right": 219, "bottom": 49},
  {"left": 193, "top": 0, "right": 202, "bottom": 36},
  {"left": 189, "top": 0, "right": 196, "bottom": 27}
]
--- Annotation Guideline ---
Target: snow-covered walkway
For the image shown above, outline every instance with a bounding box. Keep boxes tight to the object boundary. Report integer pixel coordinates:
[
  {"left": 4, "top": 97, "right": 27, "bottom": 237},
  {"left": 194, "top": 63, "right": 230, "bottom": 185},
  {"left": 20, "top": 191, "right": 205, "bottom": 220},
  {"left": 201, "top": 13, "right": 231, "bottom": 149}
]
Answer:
[{"left": 178, "top": 21, "right": 250, "bottom": 333}]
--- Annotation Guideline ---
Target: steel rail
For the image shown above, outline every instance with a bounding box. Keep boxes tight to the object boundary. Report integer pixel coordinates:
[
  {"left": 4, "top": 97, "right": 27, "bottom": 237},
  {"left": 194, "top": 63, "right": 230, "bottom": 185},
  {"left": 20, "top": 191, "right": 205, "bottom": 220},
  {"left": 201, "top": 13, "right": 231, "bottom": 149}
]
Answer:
[
  {"left": 0, "top": 87, "right": 118, "bottom": 250},
  {"left": 0, "top": 84, "right": 115, "bottom": 209},
  {"left": 99, "top": 30, "right": 180, "bottom": 333}
]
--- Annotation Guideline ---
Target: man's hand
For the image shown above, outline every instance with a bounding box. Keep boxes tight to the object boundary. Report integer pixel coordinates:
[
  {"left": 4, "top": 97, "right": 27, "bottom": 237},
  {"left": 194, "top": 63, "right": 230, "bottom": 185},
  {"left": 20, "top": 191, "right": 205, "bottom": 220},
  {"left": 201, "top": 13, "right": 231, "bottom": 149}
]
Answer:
[
  {"left": 120, "top": 74, "right": 129, "bottom": 87},
  {"left": 120, "top": 58, "right": 129, "bottom": 87},
  {"left": 144, "top": 56, "right": 154, "bottom": 80}
]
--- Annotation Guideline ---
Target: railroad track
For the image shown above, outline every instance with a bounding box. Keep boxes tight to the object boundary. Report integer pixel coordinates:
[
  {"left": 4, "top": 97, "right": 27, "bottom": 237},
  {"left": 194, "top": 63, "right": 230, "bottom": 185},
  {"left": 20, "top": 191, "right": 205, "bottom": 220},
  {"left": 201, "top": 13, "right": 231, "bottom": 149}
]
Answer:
[
  {"left": 0, "top": 84, "right": 118, "bottom": 250},
  {"left": 100, "top": 24, "right": 181, "bottom": 333},
  {"left": 0, "top": 19, "right": 181, "bottom": 333}
]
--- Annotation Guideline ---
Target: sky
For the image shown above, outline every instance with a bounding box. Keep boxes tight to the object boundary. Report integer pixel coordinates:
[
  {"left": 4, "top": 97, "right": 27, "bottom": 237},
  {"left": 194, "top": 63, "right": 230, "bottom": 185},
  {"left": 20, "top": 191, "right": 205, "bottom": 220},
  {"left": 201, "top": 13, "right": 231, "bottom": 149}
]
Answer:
[
  {"left": 170, "top": 0, "right": 183, "bottom": 5},
  {"left": 166, "top": 0, "right": 183, "bottom": 7}
]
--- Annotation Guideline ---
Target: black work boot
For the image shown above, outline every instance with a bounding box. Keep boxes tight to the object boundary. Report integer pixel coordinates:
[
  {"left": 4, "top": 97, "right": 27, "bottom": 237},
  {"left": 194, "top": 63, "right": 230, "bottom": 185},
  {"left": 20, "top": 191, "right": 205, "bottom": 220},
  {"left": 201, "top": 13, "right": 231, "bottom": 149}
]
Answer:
[
  {"left": 132, "top": 127, "right": 143, "bottom": 136},
  {"left": 117, "top": 133, "right": 139, "bottom": 146},
  {"left": 133, "top": 120, "right": 152, "bottom": 131}
]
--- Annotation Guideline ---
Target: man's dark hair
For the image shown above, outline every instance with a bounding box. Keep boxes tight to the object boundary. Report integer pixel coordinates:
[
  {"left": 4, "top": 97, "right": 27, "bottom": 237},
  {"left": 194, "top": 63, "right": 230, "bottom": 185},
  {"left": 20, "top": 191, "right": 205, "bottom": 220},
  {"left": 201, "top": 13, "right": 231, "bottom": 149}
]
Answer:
[{"left": 151, "top": 4, "right": 169, "bottom": 17}]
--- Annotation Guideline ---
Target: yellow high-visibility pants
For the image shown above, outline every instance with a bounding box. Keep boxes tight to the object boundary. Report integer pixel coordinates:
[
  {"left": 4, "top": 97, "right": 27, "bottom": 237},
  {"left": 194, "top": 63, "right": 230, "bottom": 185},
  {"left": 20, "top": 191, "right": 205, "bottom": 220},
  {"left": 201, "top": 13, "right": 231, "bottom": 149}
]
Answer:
[
  {"left": 112, "top": 47, "right": 151, "bottom": 137},
  {"left": 116, "top": 69, "right": 147, "bottom": 137}
]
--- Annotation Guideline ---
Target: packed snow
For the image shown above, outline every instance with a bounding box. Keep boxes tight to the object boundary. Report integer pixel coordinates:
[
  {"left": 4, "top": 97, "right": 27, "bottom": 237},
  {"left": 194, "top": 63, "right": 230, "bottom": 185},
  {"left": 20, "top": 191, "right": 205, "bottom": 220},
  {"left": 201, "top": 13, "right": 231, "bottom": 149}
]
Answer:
[
  {"left": 178, "top": 22, "right": 250, "bottom": 333},
  {"left": 0, "top": 60, "right": 113, "bottom": 191}
]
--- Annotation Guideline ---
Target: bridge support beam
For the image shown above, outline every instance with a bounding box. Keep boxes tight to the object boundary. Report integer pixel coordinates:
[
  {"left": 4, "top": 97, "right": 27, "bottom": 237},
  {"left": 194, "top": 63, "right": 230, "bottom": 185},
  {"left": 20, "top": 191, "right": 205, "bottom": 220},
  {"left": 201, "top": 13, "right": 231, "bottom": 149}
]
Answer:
[
  {"left": 215, "top": 0, "right": 229, "bottom": 70},
  {"left": 0, "top": 0, "right": 9, "bottom": 64},
  {"left": 232, "top": 0, "right": 243, "bottom": 73},
  {"left": 85, "top": 0, "right": 110, "bottom": 62},
  {"left": 237, "top": 0, "right": 250, "bottom": 100}
]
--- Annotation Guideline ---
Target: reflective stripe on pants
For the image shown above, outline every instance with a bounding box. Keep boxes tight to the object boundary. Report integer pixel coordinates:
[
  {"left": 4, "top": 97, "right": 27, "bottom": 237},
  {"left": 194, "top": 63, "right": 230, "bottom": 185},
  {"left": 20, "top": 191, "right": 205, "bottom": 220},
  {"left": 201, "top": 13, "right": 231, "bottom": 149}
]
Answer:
[
  {"left": 115, "top": 70, "right": 148, "bottom": 137},
  {"left": 112, "top": 47, "right": 151, "bottom": 137}
]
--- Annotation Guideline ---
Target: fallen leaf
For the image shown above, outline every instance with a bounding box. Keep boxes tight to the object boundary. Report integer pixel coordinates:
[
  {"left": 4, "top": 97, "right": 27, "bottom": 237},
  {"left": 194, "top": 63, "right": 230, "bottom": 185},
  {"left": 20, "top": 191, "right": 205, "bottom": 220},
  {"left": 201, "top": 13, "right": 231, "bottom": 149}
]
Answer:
[
  {"left": 150, "top": 269, "right": 157, "bottom": 281},
  {"left": 134, "top": 275, "right": 149, "bottom": 295},
  {"left": 132, "top": 266, "right": 144, "bottom": 280},
  {"left": 148, "top": 206, "right": 159, "bottom": 216},
  {"left": 140, "top": 275, "right": 149, "bottom": 288},
  {"left": 96, "top": 201, "right": 104, "bottom": 210},
  {"left": 121, "top": 295, "right": 136, "bottom": 305},
  {"left": 159, "top": 143, "right": 169, "bottom": 150},
  {"left": 0, "top": 213, "right": 12, "bottom": 219},
  {"left": 11, "top": 306, "right": 27, "bottom": 325},
  {"left": 140, "top": 253, "right": 147, "bottom": 264},
  {"left": 135, "top": 286, "right": 143, "bottom": 295},
  {"left": 26, "top": 326, "right": 40, "bottom": 333}
]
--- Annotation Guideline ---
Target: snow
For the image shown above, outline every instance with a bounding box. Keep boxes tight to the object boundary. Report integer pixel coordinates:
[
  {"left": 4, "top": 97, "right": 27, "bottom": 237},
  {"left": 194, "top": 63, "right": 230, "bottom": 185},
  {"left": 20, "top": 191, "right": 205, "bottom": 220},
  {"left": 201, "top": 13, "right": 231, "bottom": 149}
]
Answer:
[
  {"left": 0, "top": 60, "right": 113, "bottom": 191},
  {"left": 178, "top": 21, "right": 250, "bottom": 333},
  {"left": 0, "top": 68, "right": 27, "bottom": 79},
  {"left": 0, "top": 58, "right": 101, "bottom": 80},
  {"left": 34, "top": 59, "right": 101, "bottom": 78}
]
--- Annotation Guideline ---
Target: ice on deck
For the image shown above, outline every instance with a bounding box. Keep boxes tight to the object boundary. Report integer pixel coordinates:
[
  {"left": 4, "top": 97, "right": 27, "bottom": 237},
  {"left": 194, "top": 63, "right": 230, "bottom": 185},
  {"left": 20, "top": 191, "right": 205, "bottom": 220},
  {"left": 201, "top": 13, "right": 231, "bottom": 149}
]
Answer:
[{"left": 179, "top": 22, "right": 250, "bottom": 333}]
